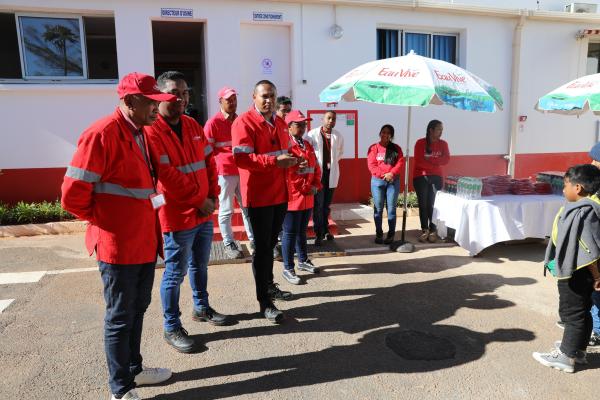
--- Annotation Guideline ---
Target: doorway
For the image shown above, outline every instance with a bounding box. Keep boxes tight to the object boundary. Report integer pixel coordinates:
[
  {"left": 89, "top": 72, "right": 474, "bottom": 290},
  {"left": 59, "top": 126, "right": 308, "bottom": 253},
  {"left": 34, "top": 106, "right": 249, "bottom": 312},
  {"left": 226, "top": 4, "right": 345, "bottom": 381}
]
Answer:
[{"left": 152, "top": 21, "right": 207, "bottom": 123}]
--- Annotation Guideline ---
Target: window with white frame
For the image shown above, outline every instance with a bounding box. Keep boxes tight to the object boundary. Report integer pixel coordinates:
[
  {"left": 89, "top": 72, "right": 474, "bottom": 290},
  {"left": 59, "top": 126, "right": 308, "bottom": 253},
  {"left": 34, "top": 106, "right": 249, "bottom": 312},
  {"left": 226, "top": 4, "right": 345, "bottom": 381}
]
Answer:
[
  {"left": 587, "top": 41, "right": 600, "bottom": 75},
  {"left": 377, "top": 28, "right": 458, "bottom": 64},
  {"left": 0, "top": 12, "right": 118, "bottom": 81}
]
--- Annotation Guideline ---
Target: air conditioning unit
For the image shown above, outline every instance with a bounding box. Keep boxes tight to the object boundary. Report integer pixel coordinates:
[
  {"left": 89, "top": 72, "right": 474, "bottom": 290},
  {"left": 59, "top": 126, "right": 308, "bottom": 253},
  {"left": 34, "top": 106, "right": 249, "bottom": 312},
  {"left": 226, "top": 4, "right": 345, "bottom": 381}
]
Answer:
[{"left": 565, "top": 2, "right": 598, "bottom": 13}]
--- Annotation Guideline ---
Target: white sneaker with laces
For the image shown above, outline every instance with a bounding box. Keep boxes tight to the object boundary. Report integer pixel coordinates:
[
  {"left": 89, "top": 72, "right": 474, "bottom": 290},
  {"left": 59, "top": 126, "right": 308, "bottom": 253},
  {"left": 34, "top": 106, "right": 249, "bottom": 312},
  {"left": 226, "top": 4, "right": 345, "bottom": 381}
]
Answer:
[
  {"left": 532, "top": 348, "right": 575, "bottom": 373},
  {"left": 282, "top": 269, "right": 301, "bottom": 285},
  {"left": 554, "top": 341, "right": 587, "bottom": 364},
  {"left": 111, "top": 389, "right": 141, "bottom": 400},
  {"left": 134, "top": 366, "right": 172, "bottom": 386}
]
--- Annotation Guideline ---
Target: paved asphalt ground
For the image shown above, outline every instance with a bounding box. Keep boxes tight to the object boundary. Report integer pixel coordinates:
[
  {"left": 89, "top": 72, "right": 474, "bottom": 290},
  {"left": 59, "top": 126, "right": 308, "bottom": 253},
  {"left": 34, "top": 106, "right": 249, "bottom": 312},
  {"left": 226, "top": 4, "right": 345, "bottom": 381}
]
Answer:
[{"left": 0, "top": 217, "right": 597, "bottom": 399}]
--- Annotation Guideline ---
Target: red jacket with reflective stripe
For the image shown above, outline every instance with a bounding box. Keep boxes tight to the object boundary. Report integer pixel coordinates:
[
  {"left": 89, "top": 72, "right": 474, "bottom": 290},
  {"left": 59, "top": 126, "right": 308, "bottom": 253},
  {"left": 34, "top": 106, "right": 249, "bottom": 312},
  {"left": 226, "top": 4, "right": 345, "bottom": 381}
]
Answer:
[
  {"left": 145, "top": 114, "right": 219, "bottom": 233},
  {"left": 287, "top": 137, "right": 322, "bottom": 211},
  {"left": 232, "top": 108, "right": 290, "bottom": 207},
  {"left": 61, "top": 108, "right": 162, "bottom": 265},
  {"left": 204, "top": 111, "right": 239, "bottom": 176}
]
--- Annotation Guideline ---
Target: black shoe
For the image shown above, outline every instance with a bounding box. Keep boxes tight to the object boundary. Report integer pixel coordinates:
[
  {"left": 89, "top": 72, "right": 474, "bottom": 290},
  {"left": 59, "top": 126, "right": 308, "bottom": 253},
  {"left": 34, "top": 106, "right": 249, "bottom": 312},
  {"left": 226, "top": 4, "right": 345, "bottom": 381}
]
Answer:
[
  {"left": 273, "top": 244, "right": 283, "bottom": 261},
  {"left": 261, "top": 304, "right": 284, "bottom": 324},
  {"left": 164, "top": 327, "right": 195, "bottom": 353},
  {"left": 374, "top": 233, "right": 384, "bottom": 244},
  {"left": 192, "top": 307, "right": 229, "bottom": 326},
  {"left": 314, "top": 235, "right": 324, "bottom": 247},
  {"left": 268, "top": 282, "right": 293, "bottom": 301},
  {"left": 384, "top": 233, "right": 395, "bottom": 245},
  {"left": 326, "top": 232, "right": 334, "bottom": 241}
]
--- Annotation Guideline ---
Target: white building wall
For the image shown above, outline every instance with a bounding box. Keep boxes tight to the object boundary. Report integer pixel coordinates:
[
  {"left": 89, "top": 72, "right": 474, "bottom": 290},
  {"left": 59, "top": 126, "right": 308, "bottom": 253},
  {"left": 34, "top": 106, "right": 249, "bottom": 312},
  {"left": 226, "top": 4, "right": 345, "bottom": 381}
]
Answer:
[
  {"left": 0, "top": 0, "right": 600, "bottom": 169},
  {"left": 517, "top": 19, "right": 598, "bottom": 153}
]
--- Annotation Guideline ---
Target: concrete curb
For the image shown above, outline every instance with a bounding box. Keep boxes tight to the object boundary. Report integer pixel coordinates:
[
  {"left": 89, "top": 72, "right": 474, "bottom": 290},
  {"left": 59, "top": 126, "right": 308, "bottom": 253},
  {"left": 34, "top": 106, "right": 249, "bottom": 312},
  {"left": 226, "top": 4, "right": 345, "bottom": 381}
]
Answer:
[
  {"left": 0, "top": 220, "right": 86, "bottom": 238},
  {"left": 0, "top": 204, "right": 418, "bottom": 238}
]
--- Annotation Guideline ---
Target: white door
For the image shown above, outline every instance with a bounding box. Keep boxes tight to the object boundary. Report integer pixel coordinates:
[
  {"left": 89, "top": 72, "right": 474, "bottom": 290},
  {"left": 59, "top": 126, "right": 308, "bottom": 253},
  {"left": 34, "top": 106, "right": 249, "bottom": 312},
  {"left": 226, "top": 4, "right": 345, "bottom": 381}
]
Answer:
[{"left": 239, "top": 24, "right": 291, "bottom": 111}]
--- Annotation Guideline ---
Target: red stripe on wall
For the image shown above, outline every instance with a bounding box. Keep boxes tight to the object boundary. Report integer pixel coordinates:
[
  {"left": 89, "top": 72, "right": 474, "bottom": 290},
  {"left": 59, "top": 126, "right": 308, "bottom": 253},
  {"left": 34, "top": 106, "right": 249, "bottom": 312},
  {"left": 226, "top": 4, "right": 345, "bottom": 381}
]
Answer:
[
  {"left": 0, "top": 151, "right": 592, "bottom": 205},
  {"left": 514, "top": 152, "right": 589, "bottom": 179},
  {"left": 0, "top": 167, "right": 66, "bottom": 205}
]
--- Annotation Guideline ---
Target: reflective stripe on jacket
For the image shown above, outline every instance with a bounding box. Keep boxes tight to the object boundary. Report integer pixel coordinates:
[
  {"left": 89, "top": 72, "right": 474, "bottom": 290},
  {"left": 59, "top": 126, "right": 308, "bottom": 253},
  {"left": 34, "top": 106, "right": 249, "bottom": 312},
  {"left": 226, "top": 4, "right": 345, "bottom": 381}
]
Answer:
[
  {"left": 145, "top": 114, "right": 219, "bottom": 233},
  {"left": 61, "top": 108, "right": 161, "bottom": 264},
  {"left": 287, "top": 138, "right": 322, "bottom": 211},
  {"left": 232, "top": 108, "right": 290, "bottom": 207}
]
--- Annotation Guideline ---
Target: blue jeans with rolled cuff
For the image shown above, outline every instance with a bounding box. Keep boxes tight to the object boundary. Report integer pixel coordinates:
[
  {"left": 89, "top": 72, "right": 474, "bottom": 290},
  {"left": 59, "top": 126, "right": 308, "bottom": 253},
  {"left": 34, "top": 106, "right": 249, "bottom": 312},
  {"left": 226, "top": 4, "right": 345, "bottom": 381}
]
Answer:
[
  {"left": 371, "top": 176, "right": 400, "bottom": 236},
  {"left": 282, "top": 209, "right": 312, "bottom": 271},
  {"left": 161, "top": 221, "right": 213, "bottom": 332}
]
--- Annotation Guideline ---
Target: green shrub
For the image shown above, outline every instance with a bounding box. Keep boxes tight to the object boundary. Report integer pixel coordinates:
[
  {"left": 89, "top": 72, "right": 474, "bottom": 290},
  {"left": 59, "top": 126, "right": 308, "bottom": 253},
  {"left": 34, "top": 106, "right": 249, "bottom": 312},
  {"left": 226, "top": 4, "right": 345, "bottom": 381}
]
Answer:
[
  {"left": 368, "top": 191, "right": 419, "bottom": 208},
  {"left": 0, "top": 200, "right": 75, "bottom": 226},
  {"left": 0, "top": 202, "right": 11, "bottom": 225}
]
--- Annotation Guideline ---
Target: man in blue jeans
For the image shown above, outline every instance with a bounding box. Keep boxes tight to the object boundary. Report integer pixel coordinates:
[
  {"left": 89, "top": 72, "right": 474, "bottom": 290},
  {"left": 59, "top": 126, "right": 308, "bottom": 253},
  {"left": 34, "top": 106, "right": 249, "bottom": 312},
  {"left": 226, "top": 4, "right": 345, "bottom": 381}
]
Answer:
[
  {"left": 146, "top": 71, "right": 228, "bottom": 353},
  {"left": 62, "top": 72, "right": 174, "bottom": 400}
]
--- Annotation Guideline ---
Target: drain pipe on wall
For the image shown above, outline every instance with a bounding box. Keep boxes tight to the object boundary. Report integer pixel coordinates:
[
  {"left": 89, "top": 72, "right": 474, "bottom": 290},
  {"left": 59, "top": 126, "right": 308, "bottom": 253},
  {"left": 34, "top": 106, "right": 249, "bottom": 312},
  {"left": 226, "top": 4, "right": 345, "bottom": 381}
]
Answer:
[{"left": 506, "top": 12, "right": 526, "bottom": 177}]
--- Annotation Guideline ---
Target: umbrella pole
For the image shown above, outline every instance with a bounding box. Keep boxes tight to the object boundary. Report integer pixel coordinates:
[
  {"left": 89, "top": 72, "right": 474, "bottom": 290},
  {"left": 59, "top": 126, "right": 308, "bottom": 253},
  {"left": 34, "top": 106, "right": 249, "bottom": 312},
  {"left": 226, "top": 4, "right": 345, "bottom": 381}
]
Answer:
[
  {"left": 394, "top": 107, "right": 415, "bottom": 253},
  {"left": 401, "top": 106, "right": 412, "bottom": 242}
]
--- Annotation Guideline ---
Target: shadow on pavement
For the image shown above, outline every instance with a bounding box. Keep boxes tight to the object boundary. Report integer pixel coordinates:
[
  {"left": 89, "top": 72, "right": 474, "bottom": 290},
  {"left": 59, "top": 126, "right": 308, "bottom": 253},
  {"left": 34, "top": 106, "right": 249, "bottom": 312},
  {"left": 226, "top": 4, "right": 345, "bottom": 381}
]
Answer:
[{"left": 151, "top": 260, "right": 537, "bottom": 399}]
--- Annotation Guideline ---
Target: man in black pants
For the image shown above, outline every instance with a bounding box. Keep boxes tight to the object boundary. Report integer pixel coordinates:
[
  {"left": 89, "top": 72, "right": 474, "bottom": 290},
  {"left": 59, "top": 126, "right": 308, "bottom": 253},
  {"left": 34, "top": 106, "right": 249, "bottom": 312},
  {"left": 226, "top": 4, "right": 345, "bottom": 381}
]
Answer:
[{"left": 232, "top": 80, "right": 300, "bottom": 323}]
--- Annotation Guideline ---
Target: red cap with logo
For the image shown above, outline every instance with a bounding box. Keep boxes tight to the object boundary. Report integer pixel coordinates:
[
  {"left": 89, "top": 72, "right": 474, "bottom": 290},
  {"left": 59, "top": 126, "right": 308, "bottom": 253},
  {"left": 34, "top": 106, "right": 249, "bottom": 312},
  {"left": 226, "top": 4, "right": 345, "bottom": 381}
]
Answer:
[
  {"left": 217, "top": 86, "right": 237, "bottom": 100},
  {"left": 117, "top": 72, "right": 177, "bottom": 102},
  {"left": 284, "top": 110, "right": 312, "bottom": 125}
]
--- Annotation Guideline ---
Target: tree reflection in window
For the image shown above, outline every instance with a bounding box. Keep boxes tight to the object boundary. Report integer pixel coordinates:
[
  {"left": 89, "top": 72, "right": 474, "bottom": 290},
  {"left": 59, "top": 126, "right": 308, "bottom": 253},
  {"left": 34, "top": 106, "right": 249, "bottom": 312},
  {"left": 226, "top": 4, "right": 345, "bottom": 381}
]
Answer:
[{"left": 19, "top": 16, "right": 84, "bottom": 78}]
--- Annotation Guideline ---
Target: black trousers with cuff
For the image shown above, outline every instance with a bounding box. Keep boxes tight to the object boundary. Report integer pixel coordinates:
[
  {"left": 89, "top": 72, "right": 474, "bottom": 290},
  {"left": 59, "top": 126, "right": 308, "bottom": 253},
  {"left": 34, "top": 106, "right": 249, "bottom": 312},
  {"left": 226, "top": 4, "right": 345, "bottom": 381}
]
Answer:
[{"left": 558, "top": 268, "right": 594, "bottom": 358}]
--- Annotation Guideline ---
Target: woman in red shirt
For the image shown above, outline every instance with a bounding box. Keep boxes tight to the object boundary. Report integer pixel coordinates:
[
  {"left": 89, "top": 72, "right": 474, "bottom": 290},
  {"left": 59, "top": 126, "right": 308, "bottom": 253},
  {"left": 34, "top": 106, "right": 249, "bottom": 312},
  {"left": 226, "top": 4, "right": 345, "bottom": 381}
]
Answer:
[
  {"left": 367, "top": 124, "right": 405, "bottom": 244},
  {"left": 413, "top": 119, "right": 450, "bottom": 243}
]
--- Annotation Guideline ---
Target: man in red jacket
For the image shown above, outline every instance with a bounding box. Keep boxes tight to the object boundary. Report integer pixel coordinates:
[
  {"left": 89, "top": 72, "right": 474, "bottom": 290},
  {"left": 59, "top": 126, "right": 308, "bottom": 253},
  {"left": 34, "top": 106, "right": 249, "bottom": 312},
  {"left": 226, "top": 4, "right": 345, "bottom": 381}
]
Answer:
[
  {"left": 232, "top": 80, "right": 299, "bottom": 323},
  {"left": 205, "top": 86, "right": 254, "bottom": 259},
  {"left": 61, "top": 72, "right": 175, "bottom": 400},
  {"left": 146, "top": 71, "right": 228, "bottom": 354}
]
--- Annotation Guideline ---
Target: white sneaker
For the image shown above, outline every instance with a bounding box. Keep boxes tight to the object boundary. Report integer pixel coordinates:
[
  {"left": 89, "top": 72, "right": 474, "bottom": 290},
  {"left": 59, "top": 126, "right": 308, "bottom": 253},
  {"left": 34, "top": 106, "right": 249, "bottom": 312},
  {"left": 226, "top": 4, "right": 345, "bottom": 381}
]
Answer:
[
  {"left": 134, "top": 366, "right": 172, "bottom": 386},
  {"left": 111, "top": 389, "right": 141, "bottom": 400}
]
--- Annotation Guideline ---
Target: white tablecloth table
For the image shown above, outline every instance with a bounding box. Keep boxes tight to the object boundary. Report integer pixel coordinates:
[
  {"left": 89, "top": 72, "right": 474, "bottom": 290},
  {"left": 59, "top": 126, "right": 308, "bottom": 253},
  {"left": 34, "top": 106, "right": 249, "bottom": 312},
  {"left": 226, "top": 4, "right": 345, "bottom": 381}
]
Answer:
[{"left": 432, "top": 192, "right": 564, "bottom": 256}]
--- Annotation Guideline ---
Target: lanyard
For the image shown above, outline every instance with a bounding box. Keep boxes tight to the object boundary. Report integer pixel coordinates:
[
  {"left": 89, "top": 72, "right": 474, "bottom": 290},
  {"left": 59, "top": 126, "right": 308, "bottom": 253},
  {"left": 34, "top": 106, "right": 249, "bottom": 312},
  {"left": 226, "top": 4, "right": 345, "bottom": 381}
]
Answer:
[
  {"left": 321, "top": 128, "right": 331, "bottom": 154},
  {"left": 130, "top": 127, "right": 157, "bottom": 192}
]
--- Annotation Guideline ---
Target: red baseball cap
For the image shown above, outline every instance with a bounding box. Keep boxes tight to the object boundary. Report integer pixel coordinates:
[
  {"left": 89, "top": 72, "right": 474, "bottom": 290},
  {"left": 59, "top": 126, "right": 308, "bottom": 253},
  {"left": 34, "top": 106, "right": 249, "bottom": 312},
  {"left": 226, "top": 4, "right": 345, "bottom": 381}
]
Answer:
[
  {"left": 217, "top": 86, "right": 237, "bottom": 100},
  {"left": 285, "top": 110, "right": 312, "bottom": 125},
  {"left": 117, "top": 72, "right": 177, "bottom": 102}
]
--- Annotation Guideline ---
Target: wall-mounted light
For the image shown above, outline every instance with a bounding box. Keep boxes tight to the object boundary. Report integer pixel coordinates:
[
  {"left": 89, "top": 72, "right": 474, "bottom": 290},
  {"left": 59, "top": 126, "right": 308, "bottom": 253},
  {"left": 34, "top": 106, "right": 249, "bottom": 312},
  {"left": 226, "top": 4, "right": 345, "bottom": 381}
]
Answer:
[{"left": 330, "top": 24, "right": 344, "bottom": 39}]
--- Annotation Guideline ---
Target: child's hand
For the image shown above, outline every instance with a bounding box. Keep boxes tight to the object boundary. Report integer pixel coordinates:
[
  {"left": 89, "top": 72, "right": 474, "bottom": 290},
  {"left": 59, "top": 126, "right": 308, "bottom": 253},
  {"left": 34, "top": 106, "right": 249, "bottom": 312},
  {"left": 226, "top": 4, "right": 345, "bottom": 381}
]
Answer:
[{"left": 594, "top": 279, "right": 600, "bottom": 291}]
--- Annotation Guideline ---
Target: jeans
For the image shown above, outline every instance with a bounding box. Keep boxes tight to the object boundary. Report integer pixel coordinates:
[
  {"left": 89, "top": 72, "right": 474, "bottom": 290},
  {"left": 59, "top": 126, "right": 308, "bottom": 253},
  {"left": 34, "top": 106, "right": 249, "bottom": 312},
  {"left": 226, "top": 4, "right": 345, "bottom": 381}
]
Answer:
[
  {"left": 592, "top": 291, "right": 600, "bottom": 335},
  {"left": 218, "top": 175, "right": 254, "bottom": 244},
  {"left": 248, "top": 203, "right": 287, "bottom": 308},
  {"left": 282, "top": 209, "right": 312, "bottom": 271},
  {"left": 99, "top": 261, "right": 155, "bottom": 397},
  {"left": 314, "top": 169, "right": 335, "bottom": 236},
  {"left": 161, "top": 221, "right": 213, "bottom": 332},
  {"left": 558, "top": 268, "right": 594, "bottom": 358},
  {"left": 371, "top": 176, "right": 400, "bottom": 236},
  {"left": 413, "top": 175, "right": 443, "bottom": 231}
]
